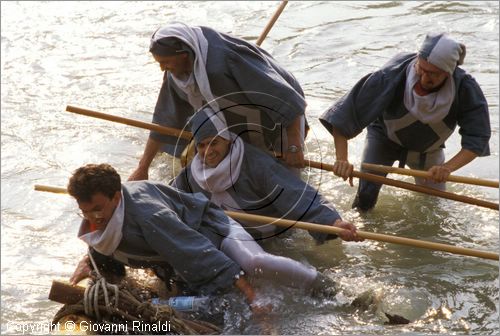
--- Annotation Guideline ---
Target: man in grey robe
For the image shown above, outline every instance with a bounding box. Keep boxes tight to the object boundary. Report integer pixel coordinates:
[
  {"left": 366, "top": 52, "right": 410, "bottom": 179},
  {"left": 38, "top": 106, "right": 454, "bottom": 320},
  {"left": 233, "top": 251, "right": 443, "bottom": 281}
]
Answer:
[
  {"left": 319, "top": 32, "right": 490, "bottom": 211},
  {"left": 68, "top": 163, "right": 251, "bottom": 297},
  {"left": 68, "top": 163, "right": 343, "bottom": 301},
  {"left": 171, "top": 108, "right": 363, "bottom": 292},
  {"left": 129, "top": 23, "right": 308, "bottom": 181}
]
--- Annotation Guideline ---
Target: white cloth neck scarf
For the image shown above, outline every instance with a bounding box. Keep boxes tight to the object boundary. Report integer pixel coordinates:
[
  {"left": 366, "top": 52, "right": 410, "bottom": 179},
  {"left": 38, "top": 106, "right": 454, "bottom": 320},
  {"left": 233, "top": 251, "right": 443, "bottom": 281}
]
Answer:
[
  {"left": 154, "top": 23, "right": 227, "bottom": 130},
  {"left": 78, "top": 191, "right": 124, "bottom": 256},
  {"left": 191, "top": 134, "right": 244, "bottom": 209},
  {"left": 171, "top": 73, "right": 204, "bottom": 110},
  {"left": 404, "top": 59, "right": 455, "bottom": 124}
]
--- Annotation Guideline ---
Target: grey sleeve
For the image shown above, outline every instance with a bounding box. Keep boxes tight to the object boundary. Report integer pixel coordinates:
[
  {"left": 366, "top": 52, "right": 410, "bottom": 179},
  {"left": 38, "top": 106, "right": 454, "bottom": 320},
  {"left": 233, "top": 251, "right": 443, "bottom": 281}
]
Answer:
[
  {"left": 457, "top": 76, "right": 491, "bottom": 156},
  {"left": 169, "top": 167, "right": 191, "bottom": 192},
  {"left": 140, "top": 209, "right": 241, "bottom": 295},
  {"left": 150, "top": 74, "right": 192, "bottom": 157},
  {"left": 264, "top": 161, "right": 341, "bottom": 244},
  {"left": 319, "top": 53, "right": 415, "bottom": 139},
  {"left": 226, "top": 50, "right": 306, "bottom": 128},
  {"left": 169, "top": 166, "right": 211, "bottom": 198},
  {"left": 319, "top": 72, "right": 389, "bottom": 139}
]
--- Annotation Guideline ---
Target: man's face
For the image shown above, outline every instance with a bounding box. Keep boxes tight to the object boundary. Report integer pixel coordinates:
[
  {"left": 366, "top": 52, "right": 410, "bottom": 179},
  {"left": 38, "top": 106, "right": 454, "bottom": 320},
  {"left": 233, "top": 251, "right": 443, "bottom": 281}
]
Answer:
[
  {"left": 77, "top": 191, "right": 121, "bottom": 231},
  {"left": 153, "top": 53, "right": 192, "bottom": 78},
  {"left": 415, "top": 58, "right": 449, "bottom": 91},
  {"left": 196, "top": 136, "right": 231, "bottom": 168}
]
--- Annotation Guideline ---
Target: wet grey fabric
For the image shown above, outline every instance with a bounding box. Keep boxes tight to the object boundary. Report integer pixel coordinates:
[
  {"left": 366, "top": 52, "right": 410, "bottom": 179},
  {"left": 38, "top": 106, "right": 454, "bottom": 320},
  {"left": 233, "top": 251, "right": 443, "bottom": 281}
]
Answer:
[
  {"left": 320, "top": 52, "right": 490, "bottom": 211},
  {"left": 171, "top": 142, "right": 341, "bottom": 243},
  {"left": 150, "top": 25, "right": 306, "bottom": 157},
  {"left": 98, "top": 181, "right": 241, "bottom": 295},
  {"left": 319, "top": 52, "right": 490, "bottom": 157},
  {"left": 220, "top": 220, "right": 317, "bottom": 289},
  {"left": 353, "top": 127, "right": 446, "bottom": 211}
]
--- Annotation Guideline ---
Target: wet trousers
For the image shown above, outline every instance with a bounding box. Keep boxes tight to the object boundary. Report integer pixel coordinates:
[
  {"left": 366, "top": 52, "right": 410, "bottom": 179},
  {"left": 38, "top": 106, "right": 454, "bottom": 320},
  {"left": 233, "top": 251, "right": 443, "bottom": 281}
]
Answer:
[
  {"left": 220, "top": 218, "right": 318, "bottom": 289},
  {"left": 353, "top": 128, "right": 446, "bottom": 211}
]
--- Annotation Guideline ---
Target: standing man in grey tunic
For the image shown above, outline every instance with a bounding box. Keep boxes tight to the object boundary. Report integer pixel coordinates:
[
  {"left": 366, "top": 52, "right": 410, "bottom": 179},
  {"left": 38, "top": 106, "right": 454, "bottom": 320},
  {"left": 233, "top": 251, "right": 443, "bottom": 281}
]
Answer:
[
  {"left": 319, "top": 32, "right": 490, "bottom": 211},
  {"left": 129, "top": 23, "right": 307, "bottom": 181}
]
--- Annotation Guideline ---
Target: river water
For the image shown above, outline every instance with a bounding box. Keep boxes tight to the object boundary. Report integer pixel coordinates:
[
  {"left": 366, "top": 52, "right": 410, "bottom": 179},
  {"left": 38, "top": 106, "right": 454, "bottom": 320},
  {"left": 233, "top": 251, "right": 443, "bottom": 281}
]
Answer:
[{"left": 1, "top": 1, "right": 498, "bottom": 335}]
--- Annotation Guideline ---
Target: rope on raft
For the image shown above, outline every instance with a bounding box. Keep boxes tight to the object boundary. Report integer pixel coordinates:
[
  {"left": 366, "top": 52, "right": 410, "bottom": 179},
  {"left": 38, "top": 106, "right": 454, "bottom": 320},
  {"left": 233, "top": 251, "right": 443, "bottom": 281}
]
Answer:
[
  {"left": 51, "top": 252, "right": 221, "bottom": 335},
  {"left": 84, "top": 252, "right": 120, "bottom": 320}
]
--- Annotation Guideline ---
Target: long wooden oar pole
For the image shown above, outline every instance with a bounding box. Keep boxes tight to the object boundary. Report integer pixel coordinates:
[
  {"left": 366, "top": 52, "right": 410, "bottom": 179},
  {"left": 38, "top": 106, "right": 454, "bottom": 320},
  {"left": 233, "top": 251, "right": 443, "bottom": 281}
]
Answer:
[
  {"left": 66, "top": 105, "right": 192, "bottom": 140},
  {"left": 256, "top": 1, "right": 288, "bottom": 46},
  {"left": 307, "top": 161, "right": 499, "bottom": 211},
  {"left": 33, "top": 184, "right": 499, "bottom": 261},
  {"left": 65, "top": 105, "right": 499, "bottom": 210},
  {"left": 362, "top": 163, "right": 499, "bottom": 189},
  {"left": 225, "top": 211, "right": 499, "bottom": 261}
]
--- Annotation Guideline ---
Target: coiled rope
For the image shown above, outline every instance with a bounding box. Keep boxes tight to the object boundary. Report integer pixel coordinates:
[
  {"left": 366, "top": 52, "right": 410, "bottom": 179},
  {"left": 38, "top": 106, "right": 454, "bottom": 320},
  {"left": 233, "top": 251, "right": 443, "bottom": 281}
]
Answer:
[
  {"left": 51, "top": 252, "right": 221, "bottom": 334},
  {"left": 83, "top": 251, "right": 120, "bottom": 320}
]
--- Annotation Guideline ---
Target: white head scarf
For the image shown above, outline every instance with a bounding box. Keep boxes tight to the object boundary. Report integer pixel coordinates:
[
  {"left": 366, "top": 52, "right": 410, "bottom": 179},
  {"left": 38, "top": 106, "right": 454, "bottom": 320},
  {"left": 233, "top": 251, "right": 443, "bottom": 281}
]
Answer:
[{"left": 151, "top": 23, "right": 226, "bottom": 129}]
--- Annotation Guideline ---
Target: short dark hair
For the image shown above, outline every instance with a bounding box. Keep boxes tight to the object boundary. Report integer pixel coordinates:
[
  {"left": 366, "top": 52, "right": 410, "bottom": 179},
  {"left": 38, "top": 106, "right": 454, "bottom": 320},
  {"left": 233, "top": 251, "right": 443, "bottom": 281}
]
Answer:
[{"left": 67, "top": 164, "right": 121, "bottom": 202}]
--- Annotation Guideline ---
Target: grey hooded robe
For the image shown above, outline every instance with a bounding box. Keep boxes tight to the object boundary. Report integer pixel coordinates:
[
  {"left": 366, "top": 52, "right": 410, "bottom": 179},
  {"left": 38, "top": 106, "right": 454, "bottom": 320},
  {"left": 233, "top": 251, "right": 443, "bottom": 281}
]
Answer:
[
  {"left": 171, "top": 142, "right": 342, "bottom": 243},
  {"left": 150, "top": 26, "right": 307, "bottom": 157}
]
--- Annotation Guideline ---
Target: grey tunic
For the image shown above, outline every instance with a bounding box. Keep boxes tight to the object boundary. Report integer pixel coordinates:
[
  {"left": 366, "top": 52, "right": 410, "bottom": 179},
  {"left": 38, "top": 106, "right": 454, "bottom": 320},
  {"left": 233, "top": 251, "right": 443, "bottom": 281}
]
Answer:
[
  {"left": 319, "top": 52, "right": 491, "bottom": 211},
  {"left": 171, "top": 143, "right": 341, "bottom": 243},
  {"left": 319, "top": 52, "right": 491, "bottom": 157},
  {"left": 150, "top": 26, "right": 307, "bottom": 157},
  {"left": 84, "top": 181, "right": 242, "bottom": 295}
]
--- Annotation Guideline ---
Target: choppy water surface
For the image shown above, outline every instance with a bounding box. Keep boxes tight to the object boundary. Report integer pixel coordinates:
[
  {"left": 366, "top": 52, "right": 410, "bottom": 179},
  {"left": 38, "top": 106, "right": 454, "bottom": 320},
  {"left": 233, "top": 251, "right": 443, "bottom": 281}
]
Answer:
[{"left": 1, "top": 1, "right": 498, "bottom": 334}]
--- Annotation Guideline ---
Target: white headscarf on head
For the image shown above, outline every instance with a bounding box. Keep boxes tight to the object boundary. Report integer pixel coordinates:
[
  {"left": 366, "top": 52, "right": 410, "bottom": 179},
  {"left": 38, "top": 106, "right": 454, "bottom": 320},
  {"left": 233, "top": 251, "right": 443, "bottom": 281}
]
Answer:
[
  {"left": 151, "top": 23, "right": 226, "bottom": 130},
  {"left": 418, "top": 32, "right": 466, "bottom": 75}
]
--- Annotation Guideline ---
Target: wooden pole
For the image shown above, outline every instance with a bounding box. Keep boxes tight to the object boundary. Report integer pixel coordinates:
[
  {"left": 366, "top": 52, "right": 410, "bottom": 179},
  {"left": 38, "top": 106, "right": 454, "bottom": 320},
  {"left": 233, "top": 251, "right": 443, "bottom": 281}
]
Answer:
[
  {"left": 35, "top": 184, "right": 69, "bottom": 194},
  {"left": 256, "top": 1, "right": 288, "bottom": 46},
  {"left": 64, "top": 106, "right": 498, "bottom": 210},
  {"left": 66, "top": 105, "right": 193, "bottom": 140},
  {"left": 225, "top": 211, "right": 499, "bottom": 261},
  {"left": 362, "top": 163, "right": 499, "bottom": 188},
  {"left": 307, "top": 160, "right": 499, "bottom": 211},
  {"left": 34, "top": 185, "right": 499, "bottom": 261},
  {"left": 35, "top": 185, "right": 68, "bottom": 194}
]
